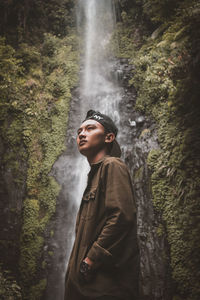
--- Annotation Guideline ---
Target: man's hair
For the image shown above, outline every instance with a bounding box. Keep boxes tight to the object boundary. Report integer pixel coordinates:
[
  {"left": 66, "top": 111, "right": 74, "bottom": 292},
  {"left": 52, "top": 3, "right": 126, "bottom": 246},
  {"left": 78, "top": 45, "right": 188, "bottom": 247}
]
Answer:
[
  {"left": 83, "top": 110, "right": 121, "bottom": 157},
  {"left": 83, "top": 110, "right": 118, "bottom": 137}
]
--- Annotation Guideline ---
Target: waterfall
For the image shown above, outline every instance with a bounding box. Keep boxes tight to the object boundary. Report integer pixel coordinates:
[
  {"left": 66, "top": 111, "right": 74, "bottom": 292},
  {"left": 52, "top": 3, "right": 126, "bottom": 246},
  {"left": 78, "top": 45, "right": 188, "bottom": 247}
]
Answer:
[
  {"left": 45, "top": 1, "right": 171, "bottom": 299},
  {"left": 77, "top": 0, "right": 121, "bottom": 119},
  {"left": 44, "top": 1, "right": 122, "bottom": 299}
]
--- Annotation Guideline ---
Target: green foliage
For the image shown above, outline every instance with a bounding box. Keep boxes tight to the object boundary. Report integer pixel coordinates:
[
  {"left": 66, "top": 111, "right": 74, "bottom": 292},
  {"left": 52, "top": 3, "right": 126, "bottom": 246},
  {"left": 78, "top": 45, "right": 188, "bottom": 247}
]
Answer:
[
  {"left": 17, "top": 33, "right": 79, "bottom": 299},
  {"left": 0, "top": 0, "right": 75, "bottom": 45},
  {"left": 114, "top": 1, "right": 154, "bottom": 58},
  {"left": 0, "top": 37, "right": 23, "bottom": 105},
  {"left": 0, "top": 37, "right": 27, "bottom": 191},
  {"left": 119, "top": 0, "right": 182, "bottom": 23},
  {"left": 0, "top": 0, "right": 79, "bottom": 299},
  {"left": 117, "top": 0, "right": 200, "bottom": 299},
  {"left": 29, "top": 279, "right": 47, "bottom": 300},
  {"left": 142, "top": 0, "right": 181, "bottom": 23},
  {"left": 0, "top": 29, "right": 79, "bottom": 299},
  {"left": 0, "top": 265, "right": 22, "bottom": 300},
  {"left": 16, "top": 44, "right": 41, "bottom": 74}
]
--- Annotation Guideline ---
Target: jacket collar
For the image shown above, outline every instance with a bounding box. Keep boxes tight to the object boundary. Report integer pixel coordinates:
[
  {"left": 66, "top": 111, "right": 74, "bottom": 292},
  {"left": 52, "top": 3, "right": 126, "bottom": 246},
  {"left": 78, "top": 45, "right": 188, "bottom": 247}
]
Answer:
[
  {"left": 88, "top": 155, "right": 110, "bottom": 178},
  {"left": 90, "top": 155, "right": 110, "bottom": 169}
]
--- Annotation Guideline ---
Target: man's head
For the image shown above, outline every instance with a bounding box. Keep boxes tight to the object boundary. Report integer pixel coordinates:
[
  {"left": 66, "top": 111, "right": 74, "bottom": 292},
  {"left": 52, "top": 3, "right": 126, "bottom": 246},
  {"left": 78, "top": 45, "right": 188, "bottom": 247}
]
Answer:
[{"left": 77, "top": 110, "right": 121, "bottom": 160}]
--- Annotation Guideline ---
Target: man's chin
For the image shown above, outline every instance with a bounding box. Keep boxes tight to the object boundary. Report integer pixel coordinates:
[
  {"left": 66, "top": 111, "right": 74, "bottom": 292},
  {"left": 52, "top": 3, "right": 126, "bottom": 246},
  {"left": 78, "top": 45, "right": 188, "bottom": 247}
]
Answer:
[{"left": 79, "top": 147, "right": 89, "bottom": 157}]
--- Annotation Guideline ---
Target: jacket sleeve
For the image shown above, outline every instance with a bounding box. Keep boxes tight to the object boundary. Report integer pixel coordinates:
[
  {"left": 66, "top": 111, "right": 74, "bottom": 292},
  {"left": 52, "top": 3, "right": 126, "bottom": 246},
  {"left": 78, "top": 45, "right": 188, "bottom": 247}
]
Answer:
[{"left": 87, "top": 159, "right": 137, "bottom": 267}]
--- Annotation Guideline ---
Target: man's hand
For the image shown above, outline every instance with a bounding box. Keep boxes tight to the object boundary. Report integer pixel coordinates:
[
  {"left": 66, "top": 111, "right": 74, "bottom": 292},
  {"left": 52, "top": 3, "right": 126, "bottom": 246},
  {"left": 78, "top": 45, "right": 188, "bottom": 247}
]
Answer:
[
  {"left": 79, "top": 257, "right": 94, "bottom": 283},
  {"left": 83, "top": 257, "right": 94, "bottom": 267}
]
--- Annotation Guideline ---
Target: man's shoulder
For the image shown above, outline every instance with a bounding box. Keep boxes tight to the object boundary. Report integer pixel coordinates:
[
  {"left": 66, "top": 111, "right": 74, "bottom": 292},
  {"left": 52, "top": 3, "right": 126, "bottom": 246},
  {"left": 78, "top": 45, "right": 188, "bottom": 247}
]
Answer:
[
  {"left": 101, "top": 156, "right": 132, "bottom": 185},
  {"left": 102, "top": 156, "right": 127, "bottom": 169}
]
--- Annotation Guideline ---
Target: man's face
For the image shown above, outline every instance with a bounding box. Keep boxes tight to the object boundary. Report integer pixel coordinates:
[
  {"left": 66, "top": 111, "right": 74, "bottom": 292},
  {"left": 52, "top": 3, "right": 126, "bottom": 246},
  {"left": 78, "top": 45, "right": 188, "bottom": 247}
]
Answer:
[{"left": 77, "top": 119, "right": 107, "bottom": 157}]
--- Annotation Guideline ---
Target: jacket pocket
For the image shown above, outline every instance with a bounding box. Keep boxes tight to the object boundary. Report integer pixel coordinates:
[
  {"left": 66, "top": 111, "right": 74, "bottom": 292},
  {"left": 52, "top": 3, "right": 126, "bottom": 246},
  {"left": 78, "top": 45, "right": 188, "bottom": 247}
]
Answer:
[{"left": 81, "top": 187, "right": 97, "bottom": 221}]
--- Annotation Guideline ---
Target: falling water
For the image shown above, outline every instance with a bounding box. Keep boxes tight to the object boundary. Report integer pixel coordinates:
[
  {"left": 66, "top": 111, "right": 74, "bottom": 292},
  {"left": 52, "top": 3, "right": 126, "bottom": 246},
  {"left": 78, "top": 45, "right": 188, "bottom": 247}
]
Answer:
[
  {"left": 45, "top": 0, "right": 171, "bottom": 299},
  {"left": 77, "top": 0, "right": 121, "bottom": 118},
  {"left": 44, "top": 1, "right": 121, "bottom": 299}
]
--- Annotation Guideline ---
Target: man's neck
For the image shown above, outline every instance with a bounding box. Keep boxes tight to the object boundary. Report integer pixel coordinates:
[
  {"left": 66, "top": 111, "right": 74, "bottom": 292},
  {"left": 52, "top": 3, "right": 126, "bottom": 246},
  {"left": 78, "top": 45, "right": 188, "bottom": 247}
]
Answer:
[{"left": 87, "top": 149, "right": 108, "bottom": 165}]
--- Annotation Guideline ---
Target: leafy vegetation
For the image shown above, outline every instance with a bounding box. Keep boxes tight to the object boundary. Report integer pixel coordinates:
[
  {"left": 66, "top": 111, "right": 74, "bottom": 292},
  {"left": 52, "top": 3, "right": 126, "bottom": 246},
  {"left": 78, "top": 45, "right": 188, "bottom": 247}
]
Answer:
[
  {"left": 18, "top": 33, "right": 79, "bottom": 299},
  {"left": 0, "top": 0, "right": 75, "bottom": 45},
  {"left": 0, "top": 11, "right": 79, "bottom": 300},
  {"left": 117, "top": 0, "right": 200, "bottom": 299},
  {"left": 0, "top": 265, "right": 22, "bottom": 300}
]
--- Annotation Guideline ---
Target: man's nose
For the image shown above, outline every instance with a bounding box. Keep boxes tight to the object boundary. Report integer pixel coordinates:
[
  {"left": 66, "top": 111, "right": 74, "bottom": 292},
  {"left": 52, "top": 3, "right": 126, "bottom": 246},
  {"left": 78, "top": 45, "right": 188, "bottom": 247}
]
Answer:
[{"left": 79, "top": 130, "right": 86, "bottom": 139}]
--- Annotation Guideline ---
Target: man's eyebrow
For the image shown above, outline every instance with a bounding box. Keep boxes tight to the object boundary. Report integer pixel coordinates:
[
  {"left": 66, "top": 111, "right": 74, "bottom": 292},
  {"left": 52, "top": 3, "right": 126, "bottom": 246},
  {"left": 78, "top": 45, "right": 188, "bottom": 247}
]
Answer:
[
  {"left": 86, "top": 124, "right": 96, "bottom": 127},
  {"left": 77, "top": 123, "right": 97, "bottom": 134}
]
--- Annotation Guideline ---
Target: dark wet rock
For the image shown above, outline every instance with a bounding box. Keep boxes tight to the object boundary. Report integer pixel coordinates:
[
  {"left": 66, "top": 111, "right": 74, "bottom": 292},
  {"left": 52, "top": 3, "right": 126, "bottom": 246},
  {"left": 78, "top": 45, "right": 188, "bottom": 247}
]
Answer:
[
  {"left": 126, "top": 103, "right": 133, "bottom": 109},
  {"left": 118, "top": 58, "right": 171, "bottom": 300}
]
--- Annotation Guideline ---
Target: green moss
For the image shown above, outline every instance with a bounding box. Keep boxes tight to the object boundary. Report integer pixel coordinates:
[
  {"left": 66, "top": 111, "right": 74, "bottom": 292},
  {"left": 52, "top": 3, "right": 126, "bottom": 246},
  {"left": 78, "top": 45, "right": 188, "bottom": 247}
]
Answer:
[
  {"left": 0, "top": 265, "right": 22, "bottom": 300},
  {"left": 156, "top": 224, "right": 164, "bottom": 237},
  {"left": 0, "top": 38, "right": 27, "bottom": 188},
  {"left": 48, "top": 251, "right": 54, "bottom": 257},
  {"left": 134, "top": 166, "right": 144, "bottom": 183},
  {"left": 29, "top": 279, "right": 47, "bottom": 300},
  {"left": 139, "top": 128, "right": 151, "bottom": 139},
  {"left": 42, "top": 261, "right": 47, "bottom": 270},
  {"left": 0, "top": 31, "right": 79, "bottom": 299},
  {"left": 173, "top": 296, "right": 184, "bottom": 300},
  {"left": 17, "top": 33, "right": 79, "bottom": 299},
  {"left": 117, "top": 1, "right": 200, "bottom": 299}
]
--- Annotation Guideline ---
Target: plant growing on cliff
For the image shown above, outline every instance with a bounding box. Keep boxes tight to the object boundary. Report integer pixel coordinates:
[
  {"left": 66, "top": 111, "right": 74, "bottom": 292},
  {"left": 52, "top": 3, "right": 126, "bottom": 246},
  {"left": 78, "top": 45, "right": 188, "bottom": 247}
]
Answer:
[
  {"left": 18, "top": 33, "right": 79, "bottom": 299},
  {"left": 0, "top": 265, "right": 22, "bottom": 300},
  {"left": 0, "top": 30, "right": 79, "bottom": 299},
  {"left": 0, "top": 1, "right": 78, "bottom": 299},
  {"left": 117, "top": 0, "right": 200, "bottom": 299}
]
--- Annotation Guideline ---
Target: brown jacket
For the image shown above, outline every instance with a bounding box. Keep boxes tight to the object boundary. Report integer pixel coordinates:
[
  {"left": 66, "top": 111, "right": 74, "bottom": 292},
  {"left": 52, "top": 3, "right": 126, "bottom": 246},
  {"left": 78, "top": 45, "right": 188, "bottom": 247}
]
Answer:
[{"left": 65, "top": 156, "right": 139, "bottom": 300}]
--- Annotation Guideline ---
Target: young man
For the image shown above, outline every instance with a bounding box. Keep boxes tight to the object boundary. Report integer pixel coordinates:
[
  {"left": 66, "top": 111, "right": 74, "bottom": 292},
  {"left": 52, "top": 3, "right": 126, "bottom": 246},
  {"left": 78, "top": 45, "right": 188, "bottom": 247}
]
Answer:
[{"left": 65, "top": 110, "right": 139, "bottom": 300}]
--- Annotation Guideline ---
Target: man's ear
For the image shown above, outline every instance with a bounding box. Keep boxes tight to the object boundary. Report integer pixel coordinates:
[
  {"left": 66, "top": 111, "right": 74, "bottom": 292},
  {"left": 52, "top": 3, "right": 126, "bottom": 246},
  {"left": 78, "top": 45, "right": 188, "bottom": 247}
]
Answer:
[{"left": 105, "top": 132, "right": 115, "bottom": 144}]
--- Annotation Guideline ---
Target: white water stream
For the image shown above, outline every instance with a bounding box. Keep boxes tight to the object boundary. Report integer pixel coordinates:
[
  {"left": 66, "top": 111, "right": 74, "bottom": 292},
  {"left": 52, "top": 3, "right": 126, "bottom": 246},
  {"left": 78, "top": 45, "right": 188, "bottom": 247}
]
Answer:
[
  {"left": 74, "top": 0, "right": 123, "bottom": 211},
  {"left": 45, "top": 1, "right": 170, "bottom": 299},
  {"left": 70, "top": 0, "right": 123, "bottom": 262},
  {"left": 73, "top": 0, "right": 123, "bottom": 246},
  {"left": 46, "top": 1, "right": 124, "bottom": 299}
]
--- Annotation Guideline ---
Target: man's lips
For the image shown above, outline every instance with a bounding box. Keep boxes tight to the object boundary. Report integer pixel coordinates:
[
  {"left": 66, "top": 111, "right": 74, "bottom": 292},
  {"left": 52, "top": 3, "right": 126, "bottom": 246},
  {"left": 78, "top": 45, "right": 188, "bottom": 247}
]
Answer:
[{"left": 79, "top": 140, "right": 87, "bottom": 146}]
